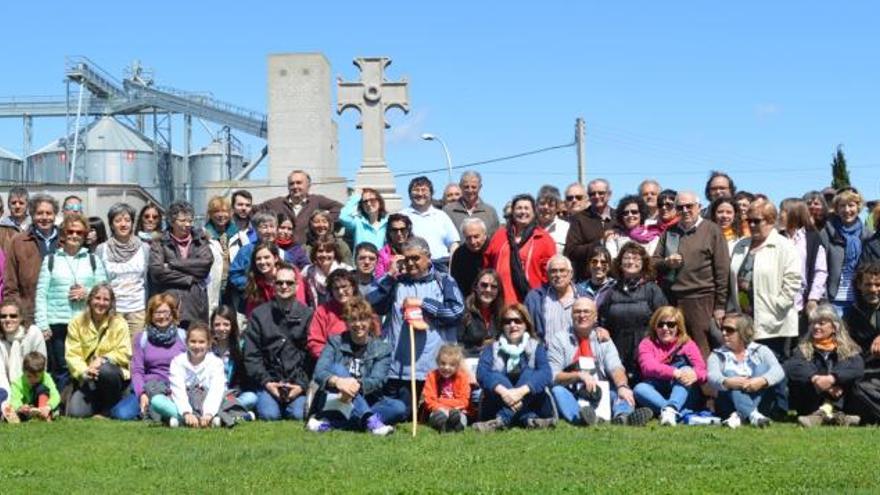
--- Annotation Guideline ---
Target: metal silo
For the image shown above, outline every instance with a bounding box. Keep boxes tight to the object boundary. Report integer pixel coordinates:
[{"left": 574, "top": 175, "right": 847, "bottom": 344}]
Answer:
[
  {"left": 188, "top": 139, "right": 244, "bottom": 215},
  {"left": 0, "top": 146, "right": 23, "bottom": 184},
  {"left": 27, "top": 139, "right": 69, "bottom": 184}
]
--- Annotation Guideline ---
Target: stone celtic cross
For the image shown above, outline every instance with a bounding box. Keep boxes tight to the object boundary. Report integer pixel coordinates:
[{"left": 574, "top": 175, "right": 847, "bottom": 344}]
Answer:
[{"left": 337, "top": 57, "right": 409, "bottom": 210}]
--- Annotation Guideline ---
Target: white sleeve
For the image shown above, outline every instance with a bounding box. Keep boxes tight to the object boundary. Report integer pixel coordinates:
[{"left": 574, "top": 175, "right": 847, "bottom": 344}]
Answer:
[
  {"left": 169, "top": 355, "right": 192, "bottom": 416},
  {"left": 202, "top": 356, "right": 227, "bottom": 416}
]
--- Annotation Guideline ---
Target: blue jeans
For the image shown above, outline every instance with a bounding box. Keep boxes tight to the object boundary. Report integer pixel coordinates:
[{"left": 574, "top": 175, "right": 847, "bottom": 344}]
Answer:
[
  {"left": 552, "top": 385, "right": 633, "bottom": 424},
  {"left": 110, "top": 392, "right": 141, "bottom": 420},
  {"left": 313, "top": 365, "right": 376, "bottom": 430},
  {"left": 237, "top": 391, "right": 258, "bottom": 410},
  {"left": 716, "top": 382, "right": 787, "bottom": 419},
  {"left": 480, "top": 369, "right": 554, "bottom": 427},
  {"left": 256, "top": 389, "right": 307, "bottom": 420},
  {"left": 634, "top": 378, "right": 700, "bottom": 414},
  {"left": 372, "top": 379, "right": 424, "bottom": 425}
]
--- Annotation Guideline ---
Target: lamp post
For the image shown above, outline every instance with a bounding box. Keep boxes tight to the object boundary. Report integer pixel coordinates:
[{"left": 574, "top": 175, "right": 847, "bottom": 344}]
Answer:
[{"left": 421, "top": 133, "right": 453, "bottom": 184}]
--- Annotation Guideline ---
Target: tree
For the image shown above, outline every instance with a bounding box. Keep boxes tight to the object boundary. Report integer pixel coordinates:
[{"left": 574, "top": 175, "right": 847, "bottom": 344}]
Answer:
[{"left": 831, "top": 144, "right": 851, "bottom": 190}]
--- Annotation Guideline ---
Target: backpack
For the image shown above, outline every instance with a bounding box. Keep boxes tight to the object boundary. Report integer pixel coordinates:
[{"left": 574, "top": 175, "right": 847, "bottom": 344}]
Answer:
[{"left": 47, "top": 252, "right": 97, "bottom": 274}]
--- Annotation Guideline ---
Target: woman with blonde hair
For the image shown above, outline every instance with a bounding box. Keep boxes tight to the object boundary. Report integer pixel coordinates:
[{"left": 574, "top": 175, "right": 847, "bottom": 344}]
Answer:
[
  {"left": 784, "top": 303, "right": 864, "bottom": 427},
  {"left": 819, "top": 189, "right": 870, "bottom": 314},
  {"left": 634, "top": 306, "right": 707, "bottom": 426}
]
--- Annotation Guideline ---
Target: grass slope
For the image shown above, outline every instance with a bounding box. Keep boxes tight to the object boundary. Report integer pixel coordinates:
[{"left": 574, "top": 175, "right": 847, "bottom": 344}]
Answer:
[{"left": 0, "top": 420, "right": 877, "bottom": 494}]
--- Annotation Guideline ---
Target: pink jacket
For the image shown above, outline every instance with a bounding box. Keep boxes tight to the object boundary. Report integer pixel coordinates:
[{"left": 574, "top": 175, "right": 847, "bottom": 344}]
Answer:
[{"left": 637, "top": 337, "right": 707, "bottom": 383}]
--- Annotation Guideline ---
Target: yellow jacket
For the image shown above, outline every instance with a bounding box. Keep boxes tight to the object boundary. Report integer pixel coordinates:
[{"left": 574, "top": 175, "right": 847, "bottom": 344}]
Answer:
[{"left": 65, "top": 311, "right": 132, "bottom": 381}]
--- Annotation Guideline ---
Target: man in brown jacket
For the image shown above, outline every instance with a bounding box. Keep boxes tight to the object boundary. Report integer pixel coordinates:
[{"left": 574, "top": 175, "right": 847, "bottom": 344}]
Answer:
[
  {"left": 652, "top": 191, "right": 730, "bottom": 357},
  {"left": 0, "top": 186, "right": 31, "bottom": 254},
  {"left": 3, "top": 193, "right": 59, "bottom": 326},
  {"left": 256, "top": 170, "right": 342, "bottom": 245},
  {"left": 564, "top": 178, "right": 618, "bottom": 280}
]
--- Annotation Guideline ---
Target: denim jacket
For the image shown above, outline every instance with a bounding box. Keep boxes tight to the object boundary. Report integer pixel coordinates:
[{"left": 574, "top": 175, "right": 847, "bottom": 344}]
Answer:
[{"left": 313, "top": 332, "right": 392, "bottom": 398}]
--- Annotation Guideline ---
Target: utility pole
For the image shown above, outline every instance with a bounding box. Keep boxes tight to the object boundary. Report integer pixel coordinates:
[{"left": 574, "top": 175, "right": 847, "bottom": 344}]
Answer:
[{"left": 575, "top": 118, "right": 586, "bottom": 184}]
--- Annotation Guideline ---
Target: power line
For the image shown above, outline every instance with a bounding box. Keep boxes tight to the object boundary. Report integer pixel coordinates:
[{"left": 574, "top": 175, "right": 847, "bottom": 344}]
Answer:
[{"left": 392, "top": 141, "right": 575, "bottom": 178}]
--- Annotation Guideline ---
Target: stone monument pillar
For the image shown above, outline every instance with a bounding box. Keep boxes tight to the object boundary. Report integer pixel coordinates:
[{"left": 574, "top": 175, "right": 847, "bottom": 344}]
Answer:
[
  {"left": 337, "top": 57, "right": 409, "bottom": 212},
  {"left": 266, "top": 53, "right": 346, "bottom": 204}
]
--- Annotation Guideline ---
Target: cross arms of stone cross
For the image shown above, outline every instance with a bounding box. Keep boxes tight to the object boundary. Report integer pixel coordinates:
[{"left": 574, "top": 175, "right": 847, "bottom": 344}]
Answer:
[{"left": 336, "top": 57, "right": 410, "bottom": 129}]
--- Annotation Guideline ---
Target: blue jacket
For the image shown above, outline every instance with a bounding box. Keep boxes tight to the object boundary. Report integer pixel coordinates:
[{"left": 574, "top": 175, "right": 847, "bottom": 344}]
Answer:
[
  {"left": 366, "top": 267, "right": 464, "bottom": 380},
  {"left": 339, "top": 193, "right": 388, "bottom": 250},
  {"left": 313, "top": 332, "right": 392, "bottom": 399},
  {"left": 477, "top": 337, "right": 552, "bottom": 394},
  {"left": 523, "top": 283, "right": 590, "bottom": 340},
  {"left": 35, "top": 247, "right": 108, "bottom": 329}
]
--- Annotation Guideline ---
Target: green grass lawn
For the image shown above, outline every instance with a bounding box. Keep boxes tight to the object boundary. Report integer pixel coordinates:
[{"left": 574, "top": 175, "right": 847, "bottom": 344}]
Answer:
[{"left": 1, "top": 420, "right": 877, "bottom": 494}]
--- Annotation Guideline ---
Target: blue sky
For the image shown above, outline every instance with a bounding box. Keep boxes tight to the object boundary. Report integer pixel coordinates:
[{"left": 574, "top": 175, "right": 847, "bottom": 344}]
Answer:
[{"left": 1, "top": 2, "right": 878, "bottom": 211}]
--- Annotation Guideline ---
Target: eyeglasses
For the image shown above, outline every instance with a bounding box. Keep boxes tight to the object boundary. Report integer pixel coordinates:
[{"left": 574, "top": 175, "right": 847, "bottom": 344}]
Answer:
[
  {"left": 621, "top": 209, "right": 640, "bottom": 217},
  {"left": 675, "top": 203, "right": 696, "bottom": 211},
  {"left": 65, "top": 229, "right": 86, "bottom": 236},
  {"left": 590, "top": 259, "right": 609, "bottom": 267},
  {"left": 745, "top": 217, "right": 764, "bottom": 226},
  {"left": 572, "top": 309, "right": 595, "bottom": 315},
  {"left": 404, "top": 255, "right": 423, "bottom": 263},
  {"left": 657, "top": 321, "right": 678, "bottom": 330},
  {"left": 390, "top": 227, "right": 409, "bottom": 233},
  {"left": 0, "top": 313, "right": 19, "bottom": 319},
  {"left": 275, "top": 280, "right": 296, "bottom": 287},
  {"left": 502, "top": 317, "right": 524, "bottom": 325},
  {"left": 588, "top": 191, "right": 607, "bottom": 197},
  {"left": 478, "top": 282, "right": 499, "bottom": 290},
  {"left": 361, "top": 198, "right": 379, "bottom": 205},
  {"left": 154, "top": 310, "right": 172, "bottom": 317},
  {"left": 722, "top": 326, "right": 738, "bottom": 334},
  {"left": 565, "top": 195, "right": 585, "bottom": 202},
  {"left": 143, "top": 213, "right": 159, "bottom": 219},
  {"left": 659, "top": 202, "right": 676, "bottom": 210},
  {"left": 174, "top": 217, "right": 194, "bottom": 225}
]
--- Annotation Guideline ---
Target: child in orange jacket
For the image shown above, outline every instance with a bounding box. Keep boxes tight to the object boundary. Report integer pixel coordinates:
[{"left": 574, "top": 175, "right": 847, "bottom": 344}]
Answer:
[{"left": 422, "top": 344, "right": 471, "bottom": 433}]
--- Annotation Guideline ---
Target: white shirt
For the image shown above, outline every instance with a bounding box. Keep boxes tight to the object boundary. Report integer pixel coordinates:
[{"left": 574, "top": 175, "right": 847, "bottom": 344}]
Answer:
[
  {"left": 169, "top": 352, "right": 227, "bottom": 416},
  {"left": 400, "top": 206, "right": 460, "bottom": 259}
]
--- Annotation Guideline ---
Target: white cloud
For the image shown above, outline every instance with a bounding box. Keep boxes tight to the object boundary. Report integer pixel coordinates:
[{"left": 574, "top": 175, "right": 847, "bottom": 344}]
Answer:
[{"left": 388, "top": 108, "right": 428, "bottom": 144}]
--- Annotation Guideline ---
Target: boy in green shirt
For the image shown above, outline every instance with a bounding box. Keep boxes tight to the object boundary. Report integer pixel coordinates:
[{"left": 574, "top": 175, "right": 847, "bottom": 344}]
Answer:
[{"left": 10, "top": 352, "right": 60, "bottom": 422}]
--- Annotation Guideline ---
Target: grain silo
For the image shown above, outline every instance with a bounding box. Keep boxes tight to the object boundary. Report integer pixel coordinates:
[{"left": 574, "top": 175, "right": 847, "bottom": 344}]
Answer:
[{"left": 0, "top": 146, "right": 23, "bottom": 184}]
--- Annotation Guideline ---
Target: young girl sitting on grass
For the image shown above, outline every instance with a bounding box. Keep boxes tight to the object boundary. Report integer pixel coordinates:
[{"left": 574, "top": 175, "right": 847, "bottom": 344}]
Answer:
[
  {"left": 423, "top": 344, "right": 471, "bottom": 432},
  {"left": 151, "top": 322, "right": 243, "bottom": 428}
]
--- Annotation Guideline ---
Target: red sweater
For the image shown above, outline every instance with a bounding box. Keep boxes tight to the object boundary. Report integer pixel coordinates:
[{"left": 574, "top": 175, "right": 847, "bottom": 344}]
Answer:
[
  {"left": 422, "top": 368, "right": 471, "bottom": 412},
  {"left": 483, "top": 226, "right": 556, "bottom": 304}
]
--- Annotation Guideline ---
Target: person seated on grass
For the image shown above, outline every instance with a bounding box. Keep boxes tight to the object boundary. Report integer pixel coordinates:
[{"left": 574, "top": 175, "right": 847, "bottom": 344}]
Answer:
[
  {"left": 472, "top": 303, "right": 555, "bottom": 432},
  {"left": 111, "top": 293, "right": 187, "bottom": 420},
  {"left": 307, "top": 269, "right": 361, "bottom": 360},
  {"left": 423, "top": 344, "right": 471, "bottom": 433},
  {"left": 151, "top": 322, "right": 247, "bottom": 428},
  {"left": 0, "top": 300, "right": 46, "bottom": 405},
  {"left": 844, "top": 261, "right": 880, "bottom": 424},
  {"left": 784, "top": 304, "right": 864, "bottom": 427},
  {"left": 243, "top": 264, "right": 314, "bottom": 421},
  {"left": 633, "top": 306, "right": 707, "bottom": 427},
  {"left": 548, "top": 298, "right": 653, "bottom": 427},
  {"left": 211, "top": 305, "right": 257, "bottom": 411},
  {"left": 7, "top": 351, "right": 60, "bottom": 423},
  {"left": 65, "top": 283, "right": 132, "bottom": 418},
  {"left": 308, "top": 297, "right": 394, "bottom": 435},
  {"left": 707, "top": 313, "right": 786, "bottom": 429}
]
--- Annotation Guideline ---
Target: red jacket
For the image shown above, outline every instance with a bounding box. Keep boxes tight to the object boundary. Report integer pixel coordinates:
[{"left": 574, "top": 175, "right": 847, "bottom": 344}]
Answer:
[
  {"left": 422, "top": 368, "right": 471, "bottom": 412},
  {"left": 483, "top": 226, "right": 556, "bottom": 304}
]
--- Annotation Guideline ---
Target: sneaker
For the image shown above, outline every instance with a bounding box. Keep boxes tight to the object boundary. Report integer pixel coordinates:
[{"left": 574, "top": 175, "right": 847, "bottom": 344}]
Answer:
[
  {"left": 2, "top": 403, "right": 20, "bottom": 424},
  {"left": 168, "top": 417, "right": 180, "bottom": 428},
  {"left": 579, "top": 405, "right": 598, "bottom": 426},
  {"left": 724, "top": 412, "right": 742, "bottom": 429},
  {"left": 428, "top": 410, "right": 449, "bottom": 432},
  {"left": 828, "top": 412, "right": 860, "bottom": 427},
  {"left": 660, "top": 407, "right": 678, "bottom": 426},
  {"left": 628, "top": 407, "right": 653, "bottom": 427},
  {"left": 211, "top": 416, "right": 222, "bottom": 428},
  {"left": 797, "top": 410, "right": 825, "bottom": 428},
  {"left": 472, "top": 417, "right": 505, "bottom": 433},
  {"left": 749, "top": 412, "right": 771, "bottom": 428},
  {"left": 526, "top": 417, "right": 557, "bottom": 429},
  {"left": 306, "top": 416, "right": 332, "bottom": 433},
  {"left": 446, "top": 409, "right": 465, "bottom": 432},
  {"left": 244, "top": 411, "right": 256, "bottom": 422},
  {"left": 612, "top": 414, "right": 629, "bottom": 425},
  {"left": 366, "top": 414, "right": 394, "bottom": 436}
]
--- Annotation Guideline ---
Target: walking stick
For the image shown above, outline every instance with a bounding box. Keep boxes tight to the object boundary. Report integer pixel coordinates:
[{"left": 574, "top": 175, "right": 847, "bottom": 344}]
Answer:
[{"left": 410, "top": 322, "right": 417, "bottom": 437}]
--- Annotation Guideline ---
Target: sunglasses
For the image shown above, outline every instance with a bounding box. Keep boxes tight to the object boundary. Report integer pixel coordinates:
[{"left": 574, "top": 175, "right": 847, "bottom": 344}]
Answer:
[
  {"left": 404, "top": 255, "right": 422, "bottom": 263},
  {"left": 274, "top": 280, "right": 296, "bottom": 287},
  {"left": 722, "top": 326, "right": 738, "bottom": 334},
  {"left": 565, "top": 195, "right": 585, "bottom": 201},
  {"left": 588, "top": 191, "right": 607, "bottom": 197},
  {"left": 590, "top": 259, "right": 609, "bottom": 267},
  {"left": 390, "top": 227, "right": 409, "bottom": 233},
  {"left": 675, "top": 203, "right": 696, "bottom": 211},
  {"left": 657, "top": 321, "right": 678, "bottom": 330},
  {"left": 502, "top": 317, "right": 524, "bottom": 325},
  {"left": 479, "top": 282, "right": 499, "bottom": 290},
  {"left": 621, "top": 209, "right": 640, "bottom": 217},
  {"left": 659, "top": 202, "right": 676, "bottom": 210},
  {"left": 65, "top": 229, "right": 86, "bottom": 236},
  {"left": 360, "top": 198, "right": 379, "bottom": 205},
  {"left": 0, "top": 313, "right": 19, "bottom": 319}
]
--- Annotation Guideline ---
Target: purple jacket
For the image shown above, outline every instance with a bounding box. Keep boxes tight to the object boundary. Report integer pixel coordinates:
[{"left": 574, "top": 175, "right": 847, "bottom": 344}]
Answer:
[{"left": 130, "top": 331, "right": 187, "bottom": 397}]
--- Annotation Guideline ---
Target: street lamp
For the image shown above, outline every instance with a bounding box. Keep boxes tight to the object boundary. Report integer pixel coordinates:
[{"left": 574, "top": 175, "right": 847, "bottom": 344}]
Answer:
[{"left": 421, "top": 133, "right": 453, "bottom": 184}]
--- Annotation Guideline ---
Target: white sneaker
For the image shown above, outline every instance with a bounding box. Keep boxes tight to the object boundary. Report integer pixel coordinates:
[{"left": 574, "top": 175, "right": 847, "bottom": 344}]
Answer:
[
  {"left": 370, "top": 424, "right": 394, "bottom": 436},
  {"left": 168, "top": 417, "right": 179, "bottom": 428},
  {"left": 660, "top": 407, "right": 678, "bottom": 426},
  {"left": 306, "top": 417, "right": 331, "bottom": 433},
  {"left": 724, "top": 412, "right": 741, "bottom": 429},
  {"left": 211, "top": 416, "right": 222, "bottom": 428}
]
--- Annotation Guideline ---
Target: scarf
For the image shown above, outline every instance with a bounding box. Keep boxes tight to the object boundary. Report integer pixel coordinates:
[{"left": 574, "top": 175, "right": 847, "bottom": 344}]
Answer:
[
  {"left": 813, "top": 335, "right": 838, "bottom": 353},
  {"left": 628, "top": 224, "right": 663, "bottom": 244},
  {"left": 169, "top": 232, "right": 193, "bottom": 259},
  {"left": 834, "top": 216, "right": 863, "bottom": 276},
  {"left": 276, "top": 237, "right": 294, "bottom": 250},
  {"left": 506, "top": 222, "right": 537, "bottom": 301},
  {"left": 658, "top": 216, "right": 679, "bottom": 233},
  {"left": 575, "top": 334, "right": 593, "bottom": 361},
  {"left": 0, "top": 327, "right": 27, "bottom": 385},
  {"left": 146, "top": 324, "right": 180, "bottom": 347},
  {"left": 499, "top": 333, "right": 530, "bottom": 373},
  {"left": 721, "top": 225, "right": 737, "bottom": 242},
  {"left": 105, "top": 235, "right": 143, "bottom": 263}
]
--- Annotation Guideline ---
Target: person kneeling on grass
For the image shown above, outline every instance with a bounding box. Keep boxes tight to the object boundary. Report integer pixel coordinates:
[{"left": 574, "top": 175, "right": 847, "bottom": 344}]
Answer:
[
  {"left": 548, "top": 298, "right": 653, "bottom": 427},
  {"left": 784, "top": 304, "right": 863, "bottom": 427},
  {"left": 634, "top": 306, "right": 707, "bottom": 426},
  {"left": 6, "top": 351, "right": 60, "bottom": 423},
  {"left": 423, "top": 344, "right": 471, "bottom": 433},
  {"left": 707, "top": 313, "right": 786, "bottom": 429},
  {"left": 243, "top": 264, "right": 314, "bottom": 421},
  {"left": 472, "top": 303, "right": 555, "bottom": 432},
  {"left": 150, "top": 322, "right": 248, "bottom": 428},
  {"left": 308, "top": 297, "right": 394, "bottom": 435}
]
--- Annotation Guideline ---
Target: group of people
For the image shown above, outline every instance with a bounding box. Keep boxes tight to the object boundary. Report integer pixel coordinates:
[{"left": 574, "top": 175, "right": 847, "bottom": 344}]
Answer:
[{"left": 1, "top": 167, "right": 879, "bottom": 434}]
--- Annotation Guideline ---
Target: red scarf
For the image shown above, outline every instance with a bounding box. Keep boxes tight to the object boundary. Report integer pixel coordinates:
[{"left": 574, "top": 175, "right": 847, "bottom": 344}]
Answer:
[
  {"left": 276, "top": 237, "right": 294, "bottom": 250},
  {"left": 574, "top": 335, "right": 593, "bottom": 362}
]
